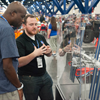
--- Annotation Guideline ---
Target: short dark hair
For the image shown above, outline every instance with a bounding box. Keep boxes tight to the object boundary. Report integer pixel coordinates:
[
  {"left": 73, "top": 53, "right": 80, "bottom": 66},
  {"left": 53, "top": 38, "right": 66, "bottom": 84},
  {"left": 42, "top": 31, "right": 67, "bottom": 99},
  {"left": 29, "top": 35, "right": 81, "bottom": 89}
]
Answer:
[{"left": 23, "top": 14, "right": 36, "bottom": 24}]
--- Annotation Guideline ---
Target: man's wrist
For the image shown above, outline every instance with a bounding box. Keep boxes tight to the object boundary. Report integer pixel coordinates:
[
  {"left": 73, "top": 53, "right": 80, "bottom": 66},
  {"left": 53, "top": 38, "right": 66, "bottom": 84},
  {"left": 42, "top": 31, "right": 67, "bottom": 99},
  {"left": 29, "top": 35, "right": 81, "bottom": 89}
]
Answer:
[
  {"left": 17, "top": 82, "right": 24, "bottom": 90},
  {"left": 49, "top": 50, "right": 52, "bottom": 54},
  {"left": 62, "top": 47, "right": 65, "bottom": 53},
  {"left": 45, "top": 50, "right": 52, "bottom": 56}
]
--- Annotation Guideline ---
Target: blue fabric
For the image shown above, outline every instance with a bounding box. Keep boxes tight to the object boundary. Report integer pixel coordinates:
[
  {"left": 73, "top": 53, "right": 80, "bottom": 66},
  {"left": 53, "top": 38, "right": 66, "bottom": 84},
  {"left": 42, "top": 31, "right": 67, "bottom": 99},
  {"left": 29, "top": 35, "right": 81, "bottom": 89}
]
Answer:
[
  {"left": 70, "top": 65, "right": 76, "bottom": 83},
  {"left": 0, "top": 19, "right": 19, "bottom": 94},
  {"left": 19, "top": 72, "right": 54, "bottom": 100},
  {"left": 76, "top": 38, "right": 81, "bottom": 46},
  {"left": 48, "top": 24, "right": 57, "bottom": 36}
]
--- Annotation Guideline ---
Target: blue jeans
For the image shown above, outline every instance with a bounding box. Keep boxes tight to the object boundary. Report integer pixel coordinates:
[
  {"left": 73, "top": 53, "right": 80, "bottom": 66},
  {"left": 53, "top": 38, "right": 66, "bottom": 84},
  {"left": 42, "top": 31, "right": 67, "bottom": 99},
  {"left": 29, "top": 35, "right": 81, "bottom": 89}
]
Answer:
[
  {"left": 19, "top": 72, "right": 54, "bottom": 100},
  {"left": 76, "top": 38, "right": 80, "bottom": 46}
]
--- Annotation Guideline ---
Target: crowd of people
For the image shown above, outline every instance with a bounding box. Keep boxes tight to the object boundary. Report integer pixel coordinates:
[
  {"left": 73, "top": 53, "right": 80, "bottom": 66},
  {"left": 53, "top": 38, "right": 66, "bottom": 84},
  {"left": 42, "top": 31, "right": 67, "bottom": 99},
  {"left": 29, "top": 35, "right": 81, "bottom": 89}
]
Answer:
[{"left": 0, "top": 1, "right": 81, "bottom": 100}]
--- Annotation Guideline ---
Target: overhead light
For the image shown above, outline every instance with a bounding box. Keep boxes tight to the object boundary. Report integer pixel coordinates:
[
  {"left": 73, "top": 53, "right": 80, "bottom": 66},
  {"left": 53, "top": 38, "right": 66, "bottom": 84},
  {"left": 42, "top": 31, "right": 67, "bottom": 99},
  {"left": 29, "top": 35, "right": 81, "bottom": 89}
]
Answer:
[
  {"left": 49, "top": 5, "right": 52, "bottom": 9},
  {"left": 28, "top": 1, "right": 30, "bottom": 3},
  {"left": 31, "top": 5, "right": 33, "bottom": 7}
]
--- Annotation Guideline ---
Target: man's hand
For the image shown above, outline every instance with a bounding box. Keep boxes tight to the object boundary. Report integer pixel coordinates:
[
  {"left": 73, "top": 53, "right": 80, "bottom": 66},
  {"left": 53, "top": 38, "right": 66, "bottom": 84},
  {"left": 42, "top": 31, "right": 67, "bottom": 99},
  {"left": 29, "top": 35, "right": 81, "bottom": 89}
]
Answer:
[
  {"left": 64, "top": 44, "right": 71, "bottom": 52},
  {"left": 44, "top": 45, "right": 51, "bottom": 54},
  {"left": 33, "top": 44, "right": 52, "bottom": 57},
  {"left": 18, "top": 89, "right": 23, "bottom": 100},
  {"left": 43, "top": 44, "right": 52, "bottom": 56},
  {"left": 34, "top": 44, "right": 47, "bottom": 57}
]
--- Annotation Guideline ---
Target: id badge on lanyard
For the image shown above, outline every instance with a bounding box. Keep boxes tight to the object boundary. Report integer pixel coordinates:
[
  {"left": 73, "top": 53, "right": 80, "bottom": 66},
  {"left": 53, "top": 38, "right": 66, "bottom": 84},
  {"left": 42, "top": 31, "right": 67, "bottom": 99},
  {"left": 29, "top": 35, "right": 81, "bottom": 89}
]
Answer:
[
  {"left": 37, "top": 57, "right": 43, "bottom": 68},
  {"left": 32, "top": 40, "right": 44, "bottom": 68}
]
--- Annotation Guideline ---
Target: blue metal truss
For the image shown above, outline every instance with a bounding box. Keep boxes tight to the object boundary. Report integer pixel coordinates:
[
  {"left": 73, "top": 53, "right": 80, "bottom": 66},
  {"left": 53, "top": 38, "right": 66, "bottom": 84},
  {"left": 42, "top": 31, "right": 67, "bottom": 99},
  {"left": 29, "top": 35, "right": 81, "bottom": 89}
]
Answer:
[
  {"left": 55, "top": 0, "right": 64, "bottom": 14},
  {"left": 33, "top": 4, "right": 40, "bottom": 14},
  {"left": 53, "top": 0, "right": 65, "bottom": 14},
  {"left": 2, "top": 0, "right": 100, "bottom": 14},
  {"left": 66, "top": 1, "right": 75, "bottom": 14},
  {"left": 27, "top": 0, "right": 100, "bottom": 15},
  {"left": 88, "top": 0, "right": 99, "bottom": 13},
  {"left": 42, "top": 0, "right": 52, "bottom": 14},
  {"left": 73, "top": 0, "right": 99, "bottom": 14},
  {"left": 35, "top": 1, "right": 45, "bottom": 14},
  {"left": 85, "top": 0, "right": 89, "bottom": 13},
  {"left": 73, "top": 0, "right": 85, "bottom": 13},
  {"left": 64, "top": 0, "right": 66, "bottom": 11},
  {"left": 28, "top": 6, "right": 33, "bottom": 14}
]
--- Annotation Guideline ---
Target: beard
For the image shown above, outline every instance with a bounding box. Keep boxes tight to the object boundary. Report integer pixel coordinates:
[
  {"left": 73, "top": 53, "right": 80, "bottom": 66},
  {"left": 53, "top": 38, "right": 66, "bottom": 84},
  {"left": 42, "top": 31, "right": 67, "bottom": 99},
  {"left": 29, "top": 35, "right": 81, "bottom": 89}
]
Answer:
[{"left": 25, "top": 27, "right": 37, "bottom": 36}]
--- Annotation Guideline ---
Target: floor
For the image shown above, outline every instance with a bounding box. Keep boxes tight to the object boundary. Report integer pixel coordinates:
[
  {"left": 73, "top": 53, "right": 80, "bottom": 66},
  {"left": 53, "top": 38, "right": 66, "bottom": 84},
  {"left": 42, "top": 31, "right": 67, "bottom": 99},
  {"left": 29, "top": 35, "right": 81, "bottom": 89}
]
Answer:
[
  {"left": 44, "top": 36, "right": 61, "bottom": 100},
  {"left": 38, "top": 35, "right": 63, "bottom": 100}
]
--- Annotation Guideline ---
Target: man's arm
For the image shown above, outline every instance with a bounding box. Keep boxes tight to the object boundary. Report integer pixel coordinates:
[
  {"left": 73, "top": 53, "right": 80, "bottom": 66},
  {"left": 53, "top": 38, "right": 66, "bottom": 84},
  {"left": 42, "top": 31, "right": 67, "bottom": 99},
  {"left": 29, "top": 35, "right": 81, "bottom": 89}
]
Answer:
[
  {"left": 47, "top": 29, "right": 51, "bottom": 39},
  {"left": 45, "top": 50, "right": 52, "bottom": 57},
  {"left": 59, "top": 44, "right": 71, "bottom": 56},
  {"left": 3, "top": 58, "right": 21, "bottom": 87},
  {"left": 43, "top": 45, "right": 52, "bottom": 57},
  {"left": 18, "top": 45, "right": 47, "bottom": 67},
  {"left": 3, "top": 58, "right": 23, "bottom": 100},
  {"left": 59, "top": 48, "right": 66, "bottom": 56},
  {"left": 18, "top": 51, "right": 37, "bottom": 68}
]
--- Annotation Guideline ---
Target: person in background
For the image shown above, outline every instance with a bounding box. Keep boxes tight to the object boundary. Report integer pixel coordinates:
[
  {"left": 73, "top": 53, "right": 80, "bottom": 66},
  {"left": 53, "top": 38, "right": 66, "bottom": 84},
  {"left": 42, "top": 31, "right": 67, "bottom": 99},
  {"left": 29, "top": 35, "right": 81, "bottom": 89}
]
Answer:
[
  {"left": 59, "top": 35, "right": 71, "bottom": 56},
  {"left": 16, "top": 14, "right": 53, "bottom": 100},
  {"left": 47, "top": 16, "right": 57, "bottom": 56},
  {"left": 62, "top": 20, "right": 70, "bottom": 40},
  {"left": 62, "top": 17, "right": 65, "bottom": 24},
  {"left": 69, "top": 20, "right": 76, "bottom": 49},
  {"left": 0, "top": 1, "right": 26, "bottom": 100},
  {"left": 39, "top": 20, "right": 48, "bottom": 37},
  {"left": 45, "top": 15, "right": 49, "bottom": 23},
  {"left": 56, "top": 18, "right": 61, "bottom": 35},
  {"left": 75, "top": 17, "right": 81, "bottom": 45},
  {"left": 40, "top": 14, "right": 45, "bottom": 23}
]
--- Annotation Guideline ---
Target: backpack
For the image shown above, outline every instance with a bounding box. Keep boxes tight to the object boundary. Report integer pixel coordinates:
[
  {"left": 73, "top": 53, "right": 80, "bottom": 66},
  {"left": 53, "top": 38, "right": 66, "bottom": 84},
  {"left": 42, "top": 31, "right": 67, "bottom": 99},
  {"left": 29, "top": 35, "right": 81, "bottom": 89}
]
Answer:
[{"left": 40, "top": 24, "right": 47, "bottom": 31}]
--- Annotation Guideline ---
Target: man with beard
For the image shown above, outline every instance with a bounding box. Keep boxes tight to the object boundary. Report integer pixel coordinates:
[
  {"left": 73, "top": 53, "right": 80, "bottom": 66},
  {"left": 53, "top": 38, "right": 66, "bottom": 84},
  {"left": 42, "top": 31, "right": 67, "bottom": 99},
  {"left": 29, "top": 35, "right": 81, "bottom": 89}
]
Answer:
[
  {"left": 16, "top": 14, "right": 53, "bottom": 100},
  {"left": 0, "top": 1, "right": 26, "bottom": 100}
]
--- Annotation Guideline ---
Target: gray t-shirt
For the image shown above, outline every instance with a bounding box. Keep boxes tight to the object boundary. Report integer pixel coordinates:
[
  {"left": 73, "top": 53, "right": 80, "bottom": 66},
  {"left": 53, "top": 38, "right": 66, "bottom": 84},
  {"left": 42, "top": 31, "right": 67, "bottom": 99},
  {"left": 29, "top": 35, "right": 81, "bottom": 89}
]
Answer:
[{"left": 0, "top": 19, "right": 19, "bottom": 94}]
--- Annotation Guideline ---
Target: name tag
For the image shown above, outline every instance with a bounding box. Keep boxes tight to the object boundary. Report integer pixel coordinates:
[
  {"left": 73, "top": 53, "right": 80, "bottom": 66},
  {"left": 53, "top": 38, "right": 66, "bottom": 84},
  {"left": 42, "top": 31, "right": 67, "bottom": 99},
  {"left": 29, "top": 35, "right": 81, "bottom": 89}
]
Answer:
[{"left": 37, "top": 57, "right": 43, "bottom": 68}]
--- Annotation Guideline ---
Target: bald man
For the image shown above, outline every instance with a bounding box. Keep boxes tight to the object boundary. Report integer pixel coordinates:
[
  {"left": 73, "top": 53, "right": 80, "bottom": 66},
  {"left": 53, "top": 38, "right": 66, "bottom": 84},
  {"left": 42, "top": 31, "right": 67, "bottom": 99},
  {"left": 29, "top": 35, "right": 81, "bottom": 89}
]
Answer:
[{"left": 0, "top": 1, "right": 26, "bottom": 100}]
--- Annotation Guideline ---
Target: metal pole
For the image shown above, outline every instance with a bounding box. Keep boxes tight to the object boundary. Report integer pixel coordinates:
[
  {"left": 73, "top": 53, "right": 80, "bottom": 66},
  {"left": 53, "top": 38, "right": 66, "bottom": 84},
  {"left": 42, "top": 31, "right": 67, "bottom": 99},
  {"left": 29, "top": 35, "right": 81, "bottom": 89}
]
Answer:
[
  {"left": 65, "top": 1, "right": 75, "bottom": 14},
  {"left": 85, "top": 0, "right": 89, "bottom": 13}
]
